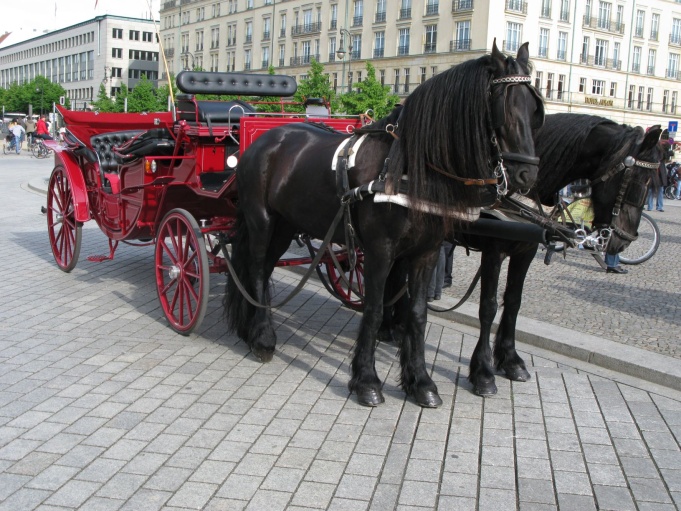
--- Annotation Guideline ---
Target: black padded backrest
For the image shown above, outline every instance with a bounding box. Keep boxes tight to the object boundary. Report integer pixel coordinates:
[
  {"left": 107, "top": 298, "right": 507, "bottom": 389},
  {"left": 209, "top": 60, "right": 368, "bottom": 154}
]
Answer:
[
  {"left": 176, "top": 71, "right": 297, "bottom": 97},
  {"left": 176, "top": 97, "right": 257, "bottom": 124},
  {"left": 91, "top": 130, "right": 144, "bottom": 172}
]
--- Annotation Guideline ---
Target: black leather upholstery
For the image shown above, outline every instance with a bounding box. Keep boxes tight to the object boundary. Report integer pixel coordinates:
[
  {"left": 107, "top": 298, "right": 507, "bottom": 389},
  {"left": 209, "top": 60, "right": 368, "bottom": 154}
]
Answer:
[
  {"left": 175, "top": 97, "right": 256, "bottom": 124},
  {"left": 91, "top": 131, "right": 144, "bottom": 172},
  {"left": 176, "top": 70, "right": 297, "bottom": 97}
]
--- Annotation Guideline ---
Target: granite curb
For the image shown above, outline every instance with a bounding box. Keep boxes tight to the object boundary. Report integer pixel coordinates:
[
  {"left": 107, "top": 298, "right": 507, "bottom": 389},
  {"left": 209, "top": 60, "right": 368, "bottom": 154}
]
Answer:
[{"left": 27, "top": 175, "right": 681, "bottom": 394}]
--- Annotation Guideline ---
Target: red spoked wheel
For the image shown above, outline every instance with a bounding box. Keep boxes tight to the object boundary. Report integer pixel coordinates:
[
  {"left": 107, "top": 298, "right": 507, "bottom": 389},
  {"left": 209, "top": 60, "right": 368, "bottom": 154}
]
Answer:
[
  {"left": 323, "top": 248, "right": 365, "bottom": 311},
  {"left": 47, "top": 165, "right": 82, "bottom": 272},
  {"left": 155, "top": 209, "right": 210, "bottom": 335}
]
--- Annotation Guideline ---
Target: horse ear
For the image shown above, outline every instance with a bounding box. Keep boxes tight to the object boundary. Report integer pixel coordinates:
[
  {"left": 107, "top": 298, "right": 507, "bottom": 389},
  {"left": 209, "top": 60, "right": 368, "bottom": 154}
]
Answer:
[
  {"left": 491, "top": 38, "right": 505, "bottom": 74},
  {"left": 641, "top": 125, "right": 662, "bottom": 151},
  {"left": 516, "top": 42, "right": 530, "bottom": 70}
]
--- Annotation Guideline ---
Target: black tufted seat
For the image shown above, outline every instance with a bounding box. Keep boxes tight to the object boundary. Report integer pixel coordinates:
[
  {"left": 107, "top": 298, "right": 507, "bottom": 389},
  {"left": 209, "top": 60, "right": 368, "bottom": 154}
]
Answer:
[
  {"left": 91, "top": 131, "right": 144, "bottom": 172},
  {"left": 175, "top": 95, "right": 256, "bottom": 125}
]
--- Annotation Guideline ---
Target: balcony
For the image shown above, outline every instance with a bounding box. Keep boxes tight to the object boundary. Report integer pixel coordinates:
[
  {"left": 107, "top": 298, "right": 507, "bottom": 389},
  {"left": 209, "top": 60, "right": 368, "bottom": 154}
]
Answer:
[
  {"left": 669, "top": 34, "right": 681, "bottom": 47},
  {"left": 278, "top": 58, "right": 285, "bottom": 67},
  {"left": 226, "top": 38, "right": 236, "bottom": 47},
  {"left": 331, "top": 19, "right": 337, "bottom": 29},
  {"left": 631, "top": 63, "right": 641, "bottom": 73},
  {"left": 503, "top": 40, "right": 520, "bottom": 52},
  {"left": 374, "top": 48, "right": 385, "bottom": 58},
  {"left": 245, "top": 35, "right": 252, "bottom": 44},
  {"left": 647, "top": 66, "right": 655, "bottom": 75},
  {"left": 505, "top": 0, "right": 527, "bottom": 14},
  {"left": 650, "top": 30, "right": 659, "bottom": 41},
  {"left": 635, "top": 27, "right": 644, "bottom": 38},
  {"left": 375, "top": 11, "right": 386, "bottom": 23},
  {"left": 452, "top": 0, "right": 473, "bottom": 12},
  {"left": 291, "top": 22, "right": 322, "bottom": 36},
  {"left": 280, "top": 28, "right": 286, "bottom": 37},
  {"left": 666, "top": 69, "right": 681, "bottom": 80},
  {"left": 162, "top": 0, "right": 176, "bottom": 10},
  {"left": 164, "top": 48, "right": 175, "bottom": 58},
  {"left": 559, "top": 9, "right": 569, "bottom": 22},
  {"left": 397, "top": 45, "right": 409, "bottom": 56},
  {"left": 350, "top": 50, "right": 361, "bottom": 60},
  {"left": 424, "top": 42, "right": 436, "bottom": 53},
  {"left": 556, "top": 49, "right": 566, "bottom": 60},
  {"left": 582, "top": 16, "right": 625, "bottom": 34},
  {"left": 425, "top": 3, "right": 439, "bottom": 16},
  {"left": 290, "top": 54, "right": 320, "bottom": 66},
  {"left": 244, "top": 62, "right": 251, "bottom": 70},
  {"left": 262, "top": 31, "right": 270, "bottom": 41},
  {"left": 352, "top": 16, "right": 363, "bottom": 27},
  {"left": 450, "top": 39, "right": 471, "bottom": 51},
  {"left": 540, "top": 6, "right": 551, "bottom": 19},
  {"left": 261, "top": 60, "right": 269, "bottom": 69},
  {"left": 399, "top": 8, "right": 411, "bottom": 19}
]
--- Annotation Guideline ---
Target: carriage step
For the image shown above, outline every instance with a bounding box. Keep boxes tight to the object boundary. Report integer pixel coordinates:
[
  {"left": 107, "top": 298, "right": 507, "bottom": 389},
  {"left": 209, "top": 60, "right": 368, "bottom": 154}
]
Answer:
[{"left": 87, "top": 254, "right": 114, "bottom": 263}]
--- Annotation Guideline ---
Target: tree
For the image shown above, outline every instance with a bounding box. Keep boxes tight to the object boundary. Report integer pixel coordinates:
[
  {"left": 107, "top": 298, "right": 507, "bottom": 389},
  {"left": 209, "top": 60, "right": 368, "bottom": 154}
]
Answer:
[
  {"left": 91, "top": 84, "right": 116, "bottom": 112},
  {"left": 339, "top": 62, "right": 400, "bottom": 119},
  {"left": 293, "top": 58, "right": 338, "bottom": 113},
  {"left": 114, "top": 84, "right": 129, "bottom": 112},
  {"left": 127, "top": 75, "right": 160, "bottom": 112}
]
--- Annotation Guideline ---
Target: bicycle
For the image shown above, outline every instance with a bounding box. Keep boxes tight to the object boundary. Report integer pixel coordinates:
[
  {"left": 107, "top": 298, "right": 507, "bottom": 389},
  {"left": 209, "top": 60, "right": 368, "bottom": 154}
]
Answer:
[
  {"left": 30, "top": 137, "right": 51, "bottom": 159},
  {"left": 551, "top": 196, "right": 660, "bottom": 266},
  {"left": 2, "top": 135, "right": 16, "bottom": 155}
]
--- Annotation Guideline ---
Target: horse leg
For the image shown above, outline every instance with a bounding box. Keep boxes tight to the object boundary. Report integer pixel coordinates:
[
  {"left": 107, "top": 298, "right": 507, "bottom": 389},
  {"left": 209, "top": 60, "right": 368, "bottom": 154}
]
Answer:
[
  {"left": 398, "top": 251, "right": 442, "bottom": 408},
  {"left": 494, "top": 246, "right": 536, "bottom": 382},
  {"left": 377, "top": 259, "right": 409, "bottom": 345},
  {"left": 469, "top": 247, "right": 504, "bottom": 396}
]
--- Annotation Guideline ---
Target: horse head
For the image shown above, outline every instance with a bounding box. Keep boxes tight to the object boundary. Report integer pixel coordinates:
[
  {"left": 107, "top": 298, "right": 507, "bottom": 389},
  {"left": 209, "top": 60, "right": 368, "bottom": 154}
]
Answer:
[
  {"left": 489, "top": 40, "right": 544, "bottom": 192},
  {"left": 591, "top": 125, "right": 664, "bottom": 254}
]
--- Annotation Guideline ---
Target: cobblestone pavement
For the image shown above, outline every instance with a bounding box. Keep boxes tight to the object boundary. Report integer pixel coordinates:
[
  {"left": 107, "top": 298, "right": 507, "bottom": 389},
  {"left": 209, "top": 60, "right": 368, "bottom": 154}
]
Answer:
[
  {"left": 443, "top": 202, "right": 681, "bottom": 359},
  {"left": 2, "top": 154, "right": 681, "bottom": 510}
]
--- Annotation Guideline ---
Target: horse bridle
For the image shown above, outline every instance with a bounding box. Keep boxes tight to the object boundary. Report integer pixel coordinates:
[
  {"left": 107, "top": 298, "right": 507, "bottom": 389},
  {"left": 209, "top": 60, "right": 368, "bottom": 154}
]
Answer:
[{"left": 591, "top": 155, "right": 659, "bottom": 243}]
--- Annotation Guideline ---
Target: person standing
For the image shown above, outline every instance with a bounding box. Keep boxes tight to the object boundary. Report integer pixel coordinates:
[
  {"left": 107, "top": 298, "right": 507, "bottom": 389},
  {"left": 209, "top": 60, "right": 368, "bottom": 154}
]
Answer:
[
  {"left": 604, "top": 253, "right": 627, "bottom": 274},
  {"left": 427, "top": 243, "right": 447, "bottom": 302},
  {"left": 25, "top": 117, "right": 36, "bottom": 146},
  {"left": 647, "top": 160, "right": 668, "bottom": 212},
  {"left": 10, "top": 122, "right": 25, "bottom": 154}
]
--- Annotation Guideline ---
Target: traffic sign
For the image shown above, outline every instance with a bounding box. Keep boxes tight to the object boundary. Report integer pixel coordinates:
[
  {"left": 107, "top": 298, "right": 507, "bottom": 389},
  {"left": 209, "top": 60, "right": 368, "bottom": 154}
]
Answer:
[{"left": 669, "top": 121, "right": 678, "bottom": 133}]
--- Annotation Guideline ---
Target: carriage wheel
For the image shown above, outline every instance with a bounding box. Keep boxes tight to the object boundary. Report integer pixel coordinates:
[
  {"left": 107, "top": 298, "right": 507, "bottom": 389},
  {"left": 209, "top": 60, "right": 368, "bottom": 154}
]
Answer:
[
  {"left": 323, "top": 249, "right": 365, "bottom": 311},
  {"left": 155, "top": 209, "right": 210, "bottom": 335},
  {"left": 47, "top": 165, "right": 82, "bottom": 272},
  {"left": 618, "top": 212, "right": 660, "bottom": 265}
]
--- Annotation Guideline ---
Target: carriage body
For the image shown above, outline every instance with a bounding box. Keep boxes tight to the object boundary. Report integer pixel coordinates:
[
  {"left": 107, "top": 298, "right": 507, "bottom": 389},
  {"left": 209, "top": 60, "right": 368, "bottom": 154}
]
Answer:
[{"left": 45, "top": 71, "right": 364, "bottom": 333}]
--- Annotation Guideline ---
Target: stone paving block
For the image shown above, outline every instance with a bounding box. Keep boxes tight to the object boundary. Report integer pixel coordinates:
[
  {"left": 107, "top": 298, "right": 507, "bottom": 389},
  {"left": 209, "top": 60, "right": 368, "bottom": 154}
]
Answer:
[
  {"left": 478, "top": 486, "right": 517, "bottom": 510},
  {"left": 592, "top": 484, "right": 636, "bottom": 511},
  {"left": 166, "top": 481, "right": 219, "bottom": 509},
  {"left": 6, "top": 451, "right": 60, "bottom": 477},
  {"left": 583, "top": 444, "right": 619, "bottom": 465},
  {"left": 215, "top": 473, "right": 263, "bottom": 501},
  {"left": 440, "top": 471, "right": 477, "bottom": 498},
  {"left": 76, "top": 457, "right": 128, "bottom": 484},
  {"left": 143, "top": 466, "right": 193, "bottom": 492},
  {"left": 96, "top": 472, "right": 147, "bottom": 500},
  {"left": 553, "top": 470, "right": 592, "bottom": 496},
  {"left": 518, "top": 477, "right": 556, "bottom": 504},
  {"left": 118, "top": 489, "right": 170, "bottom": 511},
  {"left": 0, "top": 487, "right": 51, "bottom": 511},
  {"left": 628, "top": 476, "right": 674, "bottom": 503},
  {"left": 79, "top": 496, "right": 125, "bottom": 511},
  {"left": 44, "top": 479, "right": 101, "bottom": 508},
  {"left": 556, "top": 493, "right": 597, "bottom": 511}
]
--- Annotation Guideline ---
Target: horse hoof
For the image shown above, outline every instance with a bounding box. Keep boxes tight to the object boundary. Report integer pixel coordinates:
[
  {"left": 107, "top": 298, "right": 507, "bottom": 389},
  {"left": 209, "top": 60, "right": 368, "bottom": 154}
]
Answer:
[
  {"left": 505, "top": 366, "right": 531, "bottom": 382},
  {"left": 251, "top": 347, "right": 275, "bottom": 363},
  {"left": 356, "top": 388, "right": 385, "bottom": 407},
  {"left": 414, "top": 389, "right": 442, "bottom": 408},
  {"left": 473, "top": 381, "right": 498, "bottom": 397}
]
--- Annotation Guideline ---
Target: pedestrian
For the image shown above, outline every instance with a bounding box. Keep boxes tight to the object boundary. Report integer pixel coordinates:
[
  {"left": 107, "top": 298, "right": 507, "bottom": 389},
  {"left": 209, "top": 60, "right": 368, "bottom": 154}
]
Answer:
[
  {"left": 427, "top": 243, "right": 447, "bottom": 302},
  {"left": 604, "top": 253, "right": 627, "bottom": 274},
  {"left": 10, "top": 122, "right": 25, "bottom": 154},
  {"left": 647, "top": 159, "right": 667, "bottom": 212},
  {"left": 25, "top": 116, "right": 36, "bottom": 145},
  {"left": 34, "top": 115, "right": 53, "bottom": 141}
]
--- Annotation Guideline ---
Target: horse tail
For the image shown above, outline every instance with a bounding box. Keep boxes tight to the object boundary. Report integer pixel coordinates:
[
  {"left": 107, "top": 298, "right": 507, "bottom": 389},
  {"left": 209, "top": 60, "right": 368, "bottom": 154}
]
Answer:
[{"left": 224, "top": 209, "right": 255, "bottom": 341}]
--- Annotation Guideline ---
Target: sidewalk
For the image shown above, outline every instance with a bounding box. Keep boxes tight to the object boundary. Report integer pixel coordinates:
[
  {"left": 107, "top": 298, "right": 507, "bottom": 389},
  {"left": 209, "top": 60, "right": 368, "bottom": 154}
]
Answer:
[{"left": 3, "top": 159, "right": 679, "bottom": 510}]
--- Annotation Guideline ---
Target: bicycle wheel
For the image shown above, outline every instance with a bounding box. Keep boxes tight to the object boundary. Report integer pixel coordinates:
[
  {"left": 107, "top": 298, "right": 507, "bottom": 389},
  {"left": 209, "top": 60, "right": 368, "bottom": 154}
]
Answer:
[
  {"left": 31, "top": 142, "right": 42, "bottom": 158},
  {"left": 2, "top": 143, "right": 8, "bottom": 155},
  {"left": 664, "top": 185, "right": 676, "bottom": 200},
  {"left": 619, "top": 212, "right": 660, "bottom": 265}
]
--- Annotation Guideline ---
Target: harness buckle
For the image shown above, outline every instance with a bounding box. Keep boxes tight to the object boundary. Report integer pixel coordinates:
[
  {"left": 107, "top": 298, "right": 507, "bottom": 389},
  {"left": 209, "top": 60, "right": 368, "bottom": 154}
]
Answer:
[{"left": 612, "top": 206, "right": 620, "bottom": 216}]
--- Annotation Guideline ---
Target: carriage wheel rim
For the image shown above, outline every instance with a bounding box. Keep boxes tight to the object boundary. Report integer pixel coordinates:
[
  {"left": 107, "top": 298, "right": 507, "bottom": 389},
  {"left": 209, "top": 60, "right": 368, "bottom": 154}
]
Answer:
[{"left": 47, "top": 167, "right": 81, "bottom": 272}]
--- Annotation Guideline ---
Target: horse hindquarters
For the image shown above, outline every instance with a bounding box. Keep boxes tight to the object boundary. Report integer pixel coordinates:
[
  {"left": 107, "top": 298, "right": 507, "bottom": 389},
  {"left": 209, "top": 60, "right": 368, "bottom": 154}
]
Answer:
[{"left": 493, "top": 245, "right": 536, "bottom": 382}]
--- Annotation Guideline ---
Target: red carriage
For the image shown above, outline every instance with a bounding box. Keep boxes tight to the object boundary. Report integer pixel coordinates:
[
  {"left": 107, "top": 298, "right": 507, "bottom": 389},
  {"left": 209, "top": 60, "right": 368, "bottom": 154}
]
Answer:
[{"left": 45, "top": 71, "right": 366, "bottom": 334}]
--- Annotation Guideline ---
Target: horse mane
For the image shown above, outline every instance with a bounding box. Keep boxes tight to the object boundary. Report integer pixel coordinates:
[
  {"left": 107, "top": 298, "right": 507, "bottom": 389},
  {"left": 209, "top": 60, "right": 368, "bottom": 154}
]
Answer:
[
  {"left": 534, "top": 113, "right": 644, "bottom": 201},
  {"left": 394, "top": 54, "right": 506, "bottom": 228}
]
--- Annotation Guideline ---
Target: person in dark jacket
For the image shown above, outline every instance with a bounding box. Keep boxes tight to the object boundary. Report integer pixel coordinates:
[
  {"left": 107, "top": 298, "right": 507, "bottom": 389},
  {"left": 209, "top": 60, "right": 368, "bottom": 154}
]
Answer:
[{"left": 647, "top": 143, "right": 670, "bottom": 212}]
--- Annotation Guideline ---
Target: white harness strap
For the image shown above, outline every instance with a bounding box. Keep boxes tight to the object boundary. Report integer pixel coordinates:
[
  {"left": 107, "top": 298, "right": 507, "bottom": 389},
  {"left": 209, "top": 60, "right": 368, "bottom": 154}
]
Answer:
[
  {"left": 373, "top": 193, "right": 481, "bottom": 220},
  {"left": 331, "top": 134, "right": 368, "bottom": 171}
]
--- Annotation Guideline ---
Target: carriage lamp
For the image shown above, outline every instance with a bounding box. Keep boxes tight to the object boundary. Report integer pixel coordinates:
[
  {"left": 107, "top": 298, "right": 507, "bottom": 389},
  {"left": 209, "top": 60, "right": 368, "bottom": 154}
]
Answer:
[
  {"left": 145, "top": 159, "right": 157, "bottom": 174},
  {"left": 226, "top": 155, "right": 238, "bottom": 168}
]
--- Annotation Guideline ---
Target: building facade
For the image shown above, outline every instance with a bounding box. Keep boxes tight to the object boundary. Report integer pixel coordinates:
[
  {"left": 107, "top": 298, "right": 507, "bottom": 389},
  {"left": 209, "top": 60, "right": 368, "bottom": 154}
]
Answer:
[
  {"left": 0, "top": 15, "right": 161, "bottom": 109},
  {"left": 158, "top": 0, "right": 681, "bottom": 129}
]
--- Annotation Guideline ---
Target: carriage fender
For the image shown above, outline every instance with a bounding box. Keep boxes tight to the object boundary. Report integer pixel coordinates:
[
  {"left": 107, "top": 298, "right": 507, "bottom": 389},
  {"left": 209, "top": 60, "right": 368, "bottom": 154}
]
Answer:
[{"left": 52, "top": 150, "right": 91, "bottom": 223}]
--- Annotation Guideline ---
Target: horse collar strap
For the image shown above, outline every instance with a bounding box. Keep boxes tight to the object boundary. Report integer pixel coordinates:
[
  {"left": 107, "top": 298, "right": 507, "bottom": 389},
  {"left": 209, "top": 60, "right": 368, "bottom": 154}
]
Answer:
[{"left": 331, "top": 134, "right": 368, "bottom": 171}]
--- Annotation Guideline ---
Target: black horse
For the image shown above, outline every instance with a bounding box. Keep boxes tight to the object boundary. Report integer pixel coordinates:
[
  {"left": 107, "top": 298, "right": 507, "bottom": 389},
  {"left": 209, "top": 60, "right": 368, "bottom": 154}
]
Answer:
[
  {"left": 225, "top": 42, "right": 544, "bottom": 408},
  {"left": 461, "top": 114, "right": 663, "bottom": 396}
]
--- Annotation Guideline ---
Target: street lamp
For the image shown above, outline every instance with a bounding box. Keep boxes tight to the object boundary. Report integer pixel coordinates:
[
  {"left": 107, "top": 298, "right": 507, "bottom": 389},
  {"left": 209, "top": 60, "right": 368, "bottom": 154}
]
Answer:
[
  {"left": 336, "top": 28, "right": 352, "bottom": 93},
  {"left": 181, "top": 51, "right": 195, "bottom": 70},
  {"left": 36, "top": 87, "right": 44, "bottom": 115}
]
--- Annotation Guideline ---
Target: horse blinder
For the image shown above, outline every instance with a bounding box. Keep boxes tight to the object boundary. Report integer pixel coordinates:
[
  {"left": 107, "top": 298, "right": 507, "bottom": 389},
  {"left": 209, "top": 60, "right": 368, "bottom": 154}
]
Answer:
[{"left": 490, "top": 79, "right": 545, "bottom": 131}]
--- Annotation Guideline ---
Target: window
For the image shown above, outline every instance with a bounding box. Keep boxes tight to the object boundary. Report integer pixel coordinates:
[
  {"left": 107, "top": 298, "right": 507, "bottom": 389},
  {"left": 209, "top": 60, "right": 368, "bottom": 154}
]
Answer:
[
  {"left": 129, "top": 30, "right": 140, "bottom": 41},
  {"left": 609, "top": 81, "right": 616, "bottom": 97},
  {"left": 211, "top": 28, "right": 220, "bottom": 49},
  {"left": 195, "top": 30, "right": 204, "bottom": 51},
  {"left": 648, "top": 49, "right": 656, "bottom": 75},
  {"left": 374, "top": 31, "right": 385, "bottom": 58},
  {"left": 616, "top": 5, "right": 624, "bottom": 30},
  {"left": 350, "top": 34, "right": 362, "bottom": 59},
  {"left": 613, "top": 42, "right": 620, "bottom": 68},
  {"left": 112, "top": 47, "right": 122, "bottom": 58},
  {"left": 245, "top": 21, "right": 252, "bottom": 43},
  {"left": 424, "top": 25, "right": 437, "bottom": 53},
  {"left": 535, "top": 71, "right": 543, "bottom": 90},
  {"left": 597, "top": 2, "right": 611, "bottom": 30},
  {"left": 627, "top": 84, "right": 635, "bottom": 108},
  {"left": 592, "top": 79, "right": 605, "bottom": 95},
  {"left": 143, "top": 31, "right": 153, "bottom": 42},
  {"left": 330, "top": 4, "right": 337, "bottom": 29},
  {"left": 380, "top": 69, "right": 385, "bottom": 85},
  {"left": 112, "top": 28, "right": 123, "bottom": 39},
  {"left": 635, "top": 10, "right": 644, "bottom": 37},
  {"left": 541, "top": 0, "right": 551, "bottom": 18},
  {"left": 278, "top": 44, "right": 285, "bottom": 66},
  {"left": 404, "top": 68, "right": 410, "bottom": 93},
  {"left": 585, "top": 0, "right": 591, "bottom": 19},
  {"left": 398, "top": 28, "right": 410, "bottom": 55},
  {"left": 420, "top": 66, "right": 426, "bottom": 83},
  {"left": 646, "top": 87, "right": 653, "bottom": 111},
  {"left": 581, "top": 36, "right": 590, "bottom": 63},
  {"left": 594, "top": 39, "right": 607, "bottom": 66},
  {"left": 664, "top": 90, "right": 669, "bottom": 113},
  {"left": 196, "top": 7, "right": 205, "bottom": 21},
  {"left": 425, "top": 0, "right": 438, "bottom": 16},
  {"left": 560, "top": 0, "right": 570, "bottom": 22},
  {"left": 394, "top": 68, "right": 400, "bottom": 93},
  {"left": 111, "top": 67, "right": 122, "bottom": 77},
  {"left": 454, "top": 21, "right": 470, "bottom": 50},
  {"left": 672, "top": 19, "right": 681, "bottom": 45},
  {"left": 673, "top": 91, "right": 678, "bottom": 114},
  {"left": 210, "top": 53, "right": 219, "bottom": 72},
  {"left": 651, "top": 13, "right": 660, "bottom": 40},
  {"left": 263, "top": 18, "right": 271, "bottom": 40},
  {"left": 376, "top": 0, "right": 386, "bottom": 22},
  {"left": 244, "top": 49, "right": 251, "bottom": 70},
  {"left": 558, "top": 74, "right": 565, "bottom": 100},
  {"left": 632, "top": 46, "right": 641, "bottom": 73},
  {"left": 353, "top": 0, "right": 363, "bottom": 26},
  {"left": 668, "top": 53, "right": 680, "bottom": 79},
  {"left": 261, "top": 47, "right": 269, "bottom": 68},
  {"left": 637, "top": 85, "right": 644, "bottom": 109},
  {"left": 579, "top": 77, "right": 586, "bottom": 92},
  {"left": 507, "top": 0, "right": 523, "bottom": 12},
  {"left": 280, "top": 14, "right": 286, "bottom": 37},
  {"left": 329, "top": 36, "right": 337, "bottom": 60},
  {"left": 212, "top": 3, "right": 220, "bottom": 17},
  {"left": 557, "top": 32, "right": 567, "bottom": 60},
  {"left": 506, "top": 22, "right": 522, "bottom": 52},
  {"left": 538, "top": 28, "right": 549, "bottom": 57},
  {"left": 546, "top": 72, "right": 554, "bottom": 99}
]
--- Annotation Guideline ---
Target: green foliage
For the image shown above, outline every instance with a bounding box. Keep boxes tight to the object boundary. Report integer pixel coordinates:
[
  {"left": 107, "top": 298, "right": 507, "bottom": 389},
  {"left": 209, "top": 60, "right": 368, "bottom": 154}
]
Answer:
[
  {"left": 339, "top": 62, "right": 400, "bottom": 119},
  {"left": 127, "top": 75, "right": 159, "bottom": 112},
  {"left": 293, "top": 59, "right": 337, "bottom": 113},
  {"left": 114, "top": 84, "right": 129, "bottom": 112},
  {"left": 92, "top": 84, "right": 116, "bottom": 112},
  {"left": 0, "top": 77, "right": 68, "bottom": 114}
]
